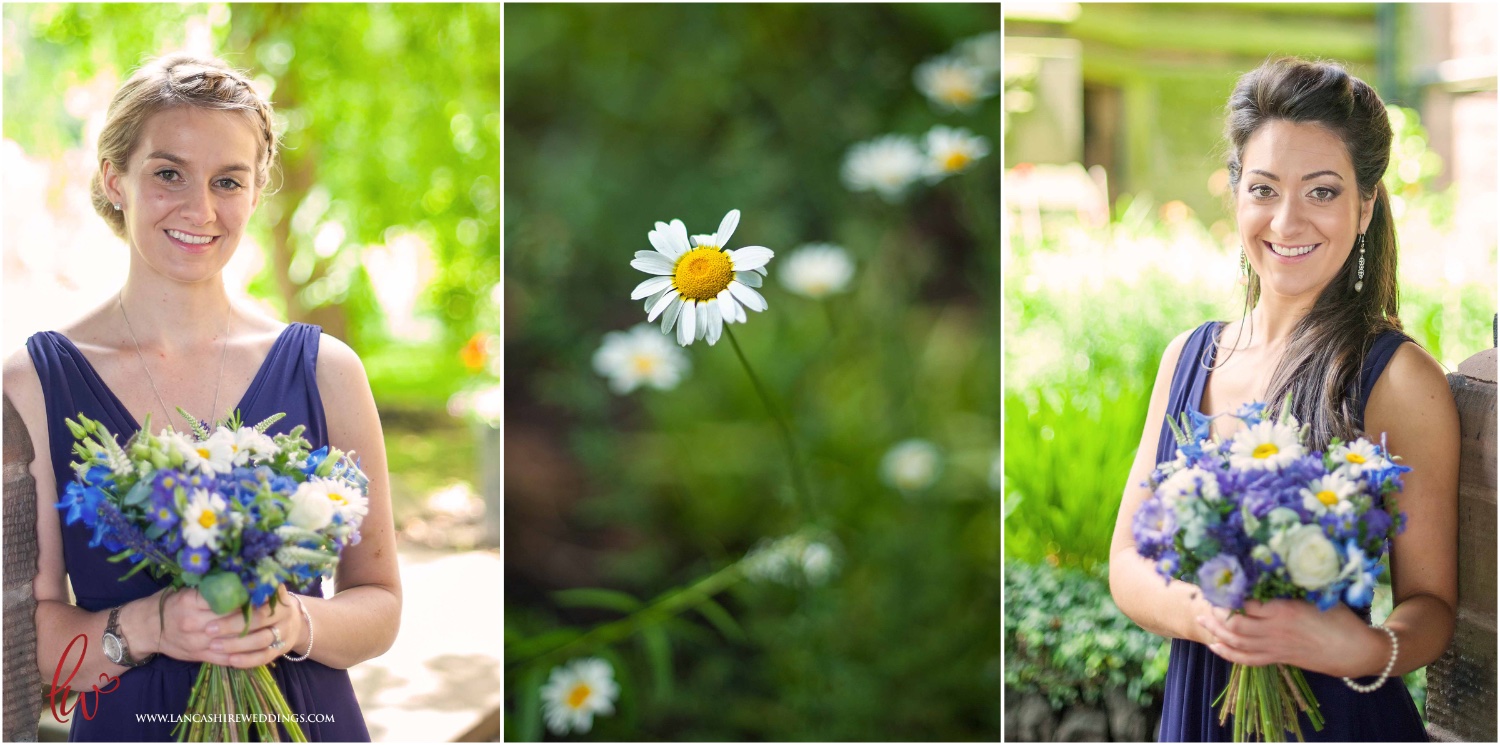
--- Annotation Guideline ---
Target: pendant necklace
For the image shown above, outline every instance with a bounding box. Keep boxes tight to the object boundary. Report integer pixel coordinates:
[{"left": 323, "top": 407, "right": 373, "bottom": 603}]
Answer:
[{"left": 118, "top": 293, "right": 232, "bottom": 429}]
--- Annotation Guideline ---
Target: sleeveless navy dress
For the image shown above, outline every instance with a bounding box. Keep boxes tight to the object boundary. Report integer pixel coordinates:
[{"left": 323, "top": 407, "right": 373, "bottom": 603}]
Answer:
[
  {"left": 1156, "top": 321, "right": 1427, "bottom": 742},
  {"left": 27, "top": 323, "right": 370, "bottom": 741}
]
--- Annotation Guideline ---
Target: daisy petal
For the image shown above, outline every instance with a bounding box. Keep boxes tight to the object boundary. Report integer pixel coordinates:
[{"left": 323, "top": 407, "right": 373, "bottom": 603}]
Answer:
[
  {"left": 716, "top": 209, "right": 740, "bottom": 248},
  {"left": 632, "top": 254, "right": 675, "bottom": 275},
  {"left": 643, "top": 287, "right": 669, "bottom": 313},
  {"left": 631, "top": 275, "right": 673, "bottom": 300},
  {"left": 728, "top": 246, "right": 774, "bottom": 272},
  {"left": 754, "top": 265, "right": 768, "bottom": 276},
  {"left": 696, "top": 301, "right": 709, "bottom": 341},
  {"left": 728, "top": 281, "right": 767, "bottom": 312},
  {"left": 705, "top": 301, "right": 723, "bottom": 345},
  {"left": 735, "top": 270, "right": 762, "bottom": 288},
  {"left": 733, "top": 298, "right": 747, "bottom": 323},
  {"left": 669, "top": 219, "right": 691, "bottom": 256},
  {"left": 691, "top": 234, "right": 717, "bottom": 248},
  {"left": 662, "top": 295, "right": 682, "bottom": 333},
  {"left": 647, "top": 229, "right": 675, "bottom": 258},
  {"left": 647, "top": 289, "right": 679, "bottom": 322},
  {"left": 679, "top": 299, "right": 696, "bottom": 346},
  {"left": 716, "top": 289, "right": 741, "bottom": 324}
]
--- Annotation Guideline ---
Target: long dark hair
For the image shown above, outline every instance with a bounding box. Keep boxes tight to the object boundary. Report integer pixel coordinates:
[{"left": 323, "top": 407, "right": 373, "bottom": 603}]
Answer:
[{"left": 1223, "top": 58, "right": 1402, "bottom": 448}]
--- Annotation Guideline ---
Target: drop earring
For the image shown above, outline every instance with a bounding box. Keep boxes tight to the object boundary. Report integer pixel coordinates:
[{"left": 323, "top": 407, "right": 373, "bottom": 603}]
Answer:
[
  {"left": 1238, "top": 247, "right": 1249, "bottom": 286},
  {"left": 1354, "top": 233, "right": 1366, "bottom": 293}
]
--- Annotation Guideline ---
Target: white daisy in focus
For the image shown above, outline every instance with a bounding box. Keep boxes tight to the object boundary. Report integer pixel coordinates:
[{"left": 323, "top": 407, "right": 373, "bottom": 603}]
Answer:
[
  {"left": 592, "top": 324, "right": 692, "bottom": 394},
  {"left": 540, "top": 657, "right": 619, "bottom": 736},
  {"left": 881, "top": 439, "right": 943, "bottom": 494},
  {"left": 175, "top": 427, "right": 236, "bottom": 475},
  {"left": 322, "top": 478, "right": 370, "bottom": 524},
  {"left": 1330, "top": 439, "right": 1386, "bottom": 478},
  {"left": 1300, "top": 471, "right": 1360, "bottom": 517},
  {"left": 842, "top": 134, "right": 927, "bottom": 202},
  {"left": 913, "top": 54, "right": 996, "bottom": 112},
  {"left": 1227, "top": 419, "right": 1306, "bottom": 472},
  {"left": 779, "top": 243, "right": 855, "bottom": 299},
  {"left": 182, "top": 488, "right": 229, "bottom": 550},
  {"left": 924, "top": 125, "right": 989, "bottom": 181},
  {"left": 630, "top": 209, "right": 774, "bottom": 347}
]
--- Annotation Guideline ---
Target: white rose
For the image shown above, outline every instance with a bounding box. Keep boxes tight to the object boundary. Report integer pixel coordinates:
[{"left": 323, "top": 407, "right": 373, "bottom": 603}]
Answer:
[
  {"left": 1277, "top": 524, "right": 1341, "bottom": 590},
  {"left": 288, "top": 481, "right": 335, "bottom": 531}
]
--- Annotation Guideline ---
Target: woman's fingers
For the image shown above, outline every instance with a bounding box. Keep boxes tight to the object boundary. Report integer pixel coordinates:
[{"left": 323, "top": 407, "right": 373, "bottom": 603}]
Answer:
[
  {"left": 209, "top": 624, "right": 281, "bottom": 655},
  {"left": 1209, "top": 642, "right": 1275, "bottom": 667}
]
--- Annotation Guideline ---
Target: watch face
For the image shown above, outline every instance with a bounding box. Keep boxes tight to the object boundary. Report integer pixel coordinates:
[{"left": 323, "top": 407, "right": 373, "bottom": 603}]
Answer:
[{"left": 103, "top": 633, "right": 123, "bottom": 663}]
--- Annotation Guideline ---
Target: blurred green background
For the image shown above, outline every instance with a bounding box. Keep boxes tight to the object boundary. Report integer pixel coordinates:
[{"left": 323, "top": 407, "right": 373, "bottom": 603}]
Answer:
[
  {"left": 506, "top": 3, "right": 1000, "bottom": 740},
  {"left": 1003, "top": 3, "right": 1496, "bottom": 734},
  {"left": 3, "top": 3, "right": 501, "bottom": 740}
]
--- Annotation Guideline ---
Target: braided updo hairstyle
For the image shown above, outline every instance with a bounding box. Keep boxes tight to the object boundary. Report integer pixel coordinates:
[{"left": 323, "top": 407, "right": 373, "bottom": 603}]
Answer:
[
  {"left": 90, "top": 52, "right": 278, "bottom": 238},
  {"left": 1223, "top": 58, "right": 1404, "bottom": 448}
]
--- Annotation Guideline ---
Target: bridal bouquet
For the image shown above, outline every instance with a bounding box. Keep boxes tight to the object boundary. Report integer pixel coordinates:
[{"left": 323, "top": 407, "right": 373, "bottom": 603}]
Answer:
[
  {"left": 57, "top": 410, "right": 369, "bottom": 742},
  {"left": 1132, "top": 398, "right": 1408, "bottom": 742}
]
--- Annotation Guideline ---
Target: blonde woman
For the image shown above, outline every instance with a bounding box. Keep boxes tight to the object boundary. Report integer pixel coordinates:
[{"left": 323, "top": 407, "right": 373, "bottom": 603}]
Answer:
[{"left": 3, "top": 53, "right": 398, "bottom": 740}]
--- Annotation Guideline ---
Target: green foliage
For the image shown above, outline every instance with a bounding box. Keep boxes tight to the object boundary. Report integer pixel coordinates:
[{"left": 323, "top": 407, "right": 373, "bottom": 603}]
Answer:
[{"left": 1004, "top": 560, "right": 1170, "bottom": 710}]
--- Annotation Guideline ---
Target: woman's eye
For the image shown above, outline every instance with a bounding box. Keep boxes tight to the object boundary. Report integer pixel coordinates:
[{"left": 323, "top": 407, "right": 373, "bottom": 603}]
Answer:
[
  {"left": 216, "top": 178, "right": 243, "bottom": 190},
  {"left": 155, "top": 169, "right": 181, "bottom": 182},
  {"left": 1249, "top": 184, "right": 1275, "bottom": 198},
  {"left": 1309, "top": 187, "right": 1337, "bottom": 201}
]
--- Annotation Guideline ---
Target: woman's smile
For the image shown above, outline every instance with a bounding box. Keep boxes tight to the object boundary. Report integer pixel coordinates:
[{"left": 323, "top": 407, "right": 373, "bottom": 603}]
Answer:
[
  {"left": 164, "top": 228, "right": 220, "bottom": 254},
  {"left": 1263, "top": 240, "right": 1322, "bottom": 262}
]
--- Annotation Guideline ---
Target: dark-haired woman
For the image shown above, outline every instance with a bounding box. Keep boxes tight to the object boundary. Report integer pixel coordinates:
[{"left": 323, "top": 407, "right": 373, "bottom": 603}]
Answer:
[{"left": 1108, "top": 58, "right": 1457, "bottom": 741}]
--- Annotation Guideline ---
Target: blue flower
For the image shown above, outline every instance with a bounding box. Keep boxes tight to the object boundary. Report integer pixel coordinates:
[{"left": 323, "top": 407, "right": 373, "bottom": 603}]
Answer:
[
  {"left": 57, "top": 482, "right": 107, "bottom": 528},
  {"left": 1155, "top": 550, "right": 1180, "bottom": 583},
  {"left": 302, "top": 447, "right": 330, "bottom": 477},
  {"left": 249, "top": 581, "right": 278, "bottom": 607},
  {"left": 1233, "top": 401, "right": 1268, "bottom": 423},
  {"left": 1131, "top": 499, "right": 1176, "bottom": 557},
  {"left": 241, "top": 527, "right": 282, "bottom": 563},
  {"left": 1198, "top": 554, "right": 1248, "bottom": 610},
  {"left": 178, "top": 546, "right": 213, "bottom": 575}
]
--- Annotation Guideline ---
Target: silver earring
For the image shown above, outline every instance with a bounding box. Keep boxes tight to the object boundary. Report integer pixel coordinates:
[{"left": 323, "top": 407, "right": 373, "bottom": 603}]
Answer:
[
  {"left": 1354, "top": 233, "right": 1366, "bottom": 293},
  {"left": 113, "top": 202, "right": 121, "bottom": 211},
  {"left": 1238, "top": 247, "right": 1249, "bottom": 286}
]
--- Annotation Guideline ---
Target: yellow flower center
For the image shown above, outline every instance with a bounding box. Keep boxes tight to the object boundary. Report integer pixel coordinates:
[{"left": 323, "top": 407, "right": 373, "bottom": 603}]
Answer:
[
  {"left": 1317, "top": 490, "right": 1339, "bottom": 507},
  {"left": 935, "top": 72, "right": 977, "bottom": 105},
  {"left": 942, "top": 151, "right": 972, "bottom": 172},
  {"left": 1251, "top": 443, "right": 1279, "bottom": 459},
  {"left": 673, "top": 246, "right": 734, "bottom": 301},
  {"left": 1216, "top": 568, "right": 1234, "bottom": 587},
  {"left": 631, "top": 354, "right": 658, "bottom": 376},
  {"left": 326, "top": 490, "right": 348, "bottom": 506},
  {"left": 1345, "top": 452, "right": 1367, "bottom": 464},
  {"left": 197, "top": 511, "right": 218, "bottom": 529},
  {"left": 567, "top": 683, "right": 592, "bottom": 709},
  {"left": 197, "top": 447, "right": 212, "bottom": 460}
]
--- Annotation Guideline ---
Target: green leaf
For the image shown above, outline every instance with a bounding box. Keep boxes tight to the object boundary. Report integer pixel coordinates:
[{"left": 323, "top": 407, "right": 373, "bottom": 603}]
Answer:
[
  {"left": 505, "top": 629, "right": 582, "bottom": 662},
  {"left": 639, "top": 625, "right": 673, "bottom": 703},
  {"left": 515, "top": 664, "right": 544, "bottom": 742},
  {"left": 551, "top": 587, "right": 641, "bottom": 614},
  {"left": 692, "top": 597, "right": 744, "bottom": 641},
  {"left": 123, "top": 479, "right": 152, "bottom": 507}
]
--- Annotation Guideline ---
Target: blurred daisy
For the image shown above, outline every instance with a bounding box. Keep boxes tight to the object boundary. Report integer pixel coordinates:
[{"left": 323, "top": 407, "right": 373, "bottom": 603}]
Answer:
[
  {"left": 182, "top": 489, "right": 228, "bottom": 550},
  {"left": 779, "top": 243, "right": 854, "bottom": 299},
  {"left": 1300, "top": 471, "right": 1359, "bottom": 517},
  {"left": 1228, "top": 419, "right": 1306, "bottom": 472},
  {"left": 630, "top": 209, "right": 773, "bottom": 347},
  {"left": 592, "top": 324, "right": 692, "bottom": 394},
  {"left": 913, "top": 54, "right": 996, "bottom": 112},
  {"left": 956, "top": 32, "right": 1001, "bottom": 80},
  {"left": 173, "top": 428, "right": 236, "bottom": 475},
  {"left": 881, "top": 439, "right": 943, "bottom": 494},
  {"left": 540, "top": 657, "right": 619, "bottom": 736},
  {"left": 842, "top": 135, "right": 926, "bottom": 202},
  {"left": 924, "top": 125, "right": 989, "bottom": 180},
  {"left": 742, "top": 533, "right": 840, "bottom": 586}
]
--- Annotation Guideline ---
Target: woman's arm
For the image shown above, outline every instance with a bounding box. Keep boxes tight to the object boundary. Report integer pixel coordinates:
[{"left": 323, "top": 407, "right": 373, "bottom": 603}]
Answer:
[
  {"left": 262, "top": 333, "right": 402, "bottom": 669},
  {"left": 1108, "top": 328, "right": 1223, "bottom": 645}
]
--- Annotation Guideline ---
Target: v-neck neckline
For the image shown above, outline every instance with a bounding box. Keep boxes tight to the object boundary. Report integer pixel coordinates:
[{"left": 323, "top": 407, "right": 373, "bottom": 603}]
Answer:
[{"left": 51, "top": 324, "right": 295, "bottom": 436}]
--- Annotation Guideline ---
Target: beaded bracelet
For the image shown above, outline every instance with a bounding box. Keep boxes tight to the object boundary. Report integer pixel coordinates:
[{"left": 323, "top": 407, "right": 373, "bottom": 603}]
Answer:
[
  {"left": 1342, "top": 623, "right": 1397, "bottom": 693},
  {"left": 283, "top": 593, "right": 314, "bottom": 662}
]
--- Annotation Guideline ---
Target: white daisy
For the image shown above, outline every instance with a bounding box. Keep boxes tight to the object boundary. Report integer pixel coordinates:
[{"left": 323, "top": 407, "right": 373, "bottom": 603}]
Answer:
[
  {"left": 182, "top": 488, "right": 229, "bottom": 550},
  {"left": 1300, "top": 471, "right": 1360, "bottom": 517},
  {"left": 913, "top": 54, "right": 996, "bottom": 112},
  {"left": 1330, "top": 439, "right": 1386, "bottom": 478},
  {"left": 1227, "top": 419, "right": 1306, "bottom": 472},
  {"left": 231, "top": 426, "right": 278, "bottom": 466},
  {"left": 592, "top": 324, "right": 692, "bottom": 393},
  {"left": 842, "top": 134, "right": 927, "bottom": 202},
  {"left": 924, "top": 125, "right": 989, "bottom": 181},
  {"left": 742, "top": 533, "right": 840, "bottom": 586},
  {"left": 956, "top": 32, "right": 1002, "bottom": 80},
  {"left": 630, "top": 209, "right": 774, "bottom": 347},
  {"left": 778, "top": 243, "right": 855, "bottom": 299},
  {"left": 540, "top": 657, "right": 619, "bottom": 736},
  {"left": 322, "top": 478, "right": 370, "bottom": 525},
  {"left": 1157, "top": 465, "right": 1221, "bottom": 506},
  {"left": 880, "top": 439, "right": 943, "bottom": 494},
  {"left": 174, "top": 427, "right": 236, "bottom": 475}
]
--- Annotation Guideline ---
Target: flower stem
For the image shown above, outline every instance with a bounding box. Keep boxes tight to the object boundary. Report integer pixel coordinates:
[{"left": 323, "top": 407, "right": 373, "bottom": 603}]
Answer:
[{"left": 722, "top": 325, "right": 815, "bottom": 519}]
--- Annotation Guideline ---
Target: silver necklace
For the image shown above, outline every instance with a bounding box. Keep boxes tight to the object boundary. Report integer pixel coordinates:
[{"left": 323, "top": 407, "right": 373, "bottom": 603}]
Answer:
[{"left": 118, "top": 293, "right": 232, "bottom": 429}]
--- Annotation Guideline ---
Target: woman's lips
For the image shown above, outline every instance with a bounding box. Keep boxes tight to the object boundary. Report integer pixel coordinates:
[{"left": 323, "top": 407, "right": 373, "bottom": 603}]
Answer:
[
  {"left": 165, "top": 230, "right": 220, "bottom": 254},
  {"left": 1263, "top": 240, "right": 1320, "bottom": 263}
]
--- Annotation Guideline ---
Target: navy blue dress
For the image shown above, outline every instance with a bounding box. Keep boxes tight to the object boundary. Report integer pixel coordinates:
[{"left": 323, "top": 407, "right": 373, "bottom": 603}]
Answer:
[
  {"left": 1155, "top": 321, "right": 1427, "bottom": 742},
  {"left": 28, "top": 323, "right": 370, "bottom": 741}
]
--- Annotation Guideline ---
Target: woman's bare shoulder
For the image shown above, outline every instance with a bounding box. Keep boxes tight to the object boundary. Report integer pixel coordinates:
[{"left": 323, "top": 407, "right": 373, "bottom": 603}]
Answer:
[{"left": 1369, "top": 341, "right": 1454, "bottom": 412}]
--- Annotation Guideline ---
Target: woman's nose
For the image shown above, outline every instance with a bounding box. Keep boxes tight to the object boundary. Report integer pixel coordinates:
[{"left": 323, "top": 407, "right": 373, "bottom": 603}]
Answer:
[
  {"left": 179, "top": 182, "right": 217, "bottom": 227},
  {"left": 1269, "top": 195, "right": 1307, "bottom": 236}
]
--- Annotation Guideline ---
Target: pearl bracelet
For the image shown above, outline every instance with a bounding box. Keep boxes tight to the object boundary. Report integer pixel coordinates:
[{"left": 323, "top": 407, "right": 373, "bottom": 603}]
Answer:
[
  {"left": 1342, "top": 623, "right": 1397, "bottom": 693},
  {"left": 282, "top": 593, "right": 314, "bottom": 662}
]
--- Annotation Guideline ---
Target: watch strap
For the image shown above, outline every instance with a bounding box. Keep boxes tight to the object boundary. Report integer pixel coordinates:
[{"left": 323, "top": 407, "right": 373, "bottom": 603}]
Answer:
[{"left": 105, "top": 605, "right": 154, "bottom": 668}]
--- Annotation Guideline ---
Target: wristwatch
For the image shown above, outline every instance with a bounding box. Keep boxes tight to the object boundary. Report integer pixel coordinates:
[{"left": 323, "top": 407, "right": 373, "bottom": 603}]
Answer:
[{"left": 102, "top": 605, "right": 154, "bottom": 668}]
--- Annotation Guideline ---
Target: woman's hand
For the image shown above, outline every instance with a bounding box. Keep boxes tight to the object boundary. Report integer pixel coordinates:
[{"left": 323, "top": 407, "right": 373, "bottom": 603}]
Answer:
[
  {"left": 1196, "top": 599, "right": 1389, "bottom": 678},
  {"left": 129, "top": 586, "right": 306, "bottom": 669}
]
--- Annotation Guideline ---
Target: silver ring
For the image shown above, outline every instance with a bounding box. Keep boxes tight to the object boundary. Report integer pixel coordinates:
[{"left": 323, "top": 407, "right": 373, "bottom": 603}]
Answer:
[{"left": 269, "top": 625, "right": 284, "bottom": 650}]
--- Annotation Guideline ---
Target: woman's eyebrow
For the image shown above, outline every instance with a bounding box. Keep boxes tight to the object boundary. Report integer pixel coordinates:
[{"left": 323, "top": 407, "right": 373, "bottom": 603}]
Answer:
[
  {"left": 1247, "top": 169, "right": 1344, "bottom": 182},
  {"left": 144, "top": 150, "right": 251, "bottom": 173}
]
